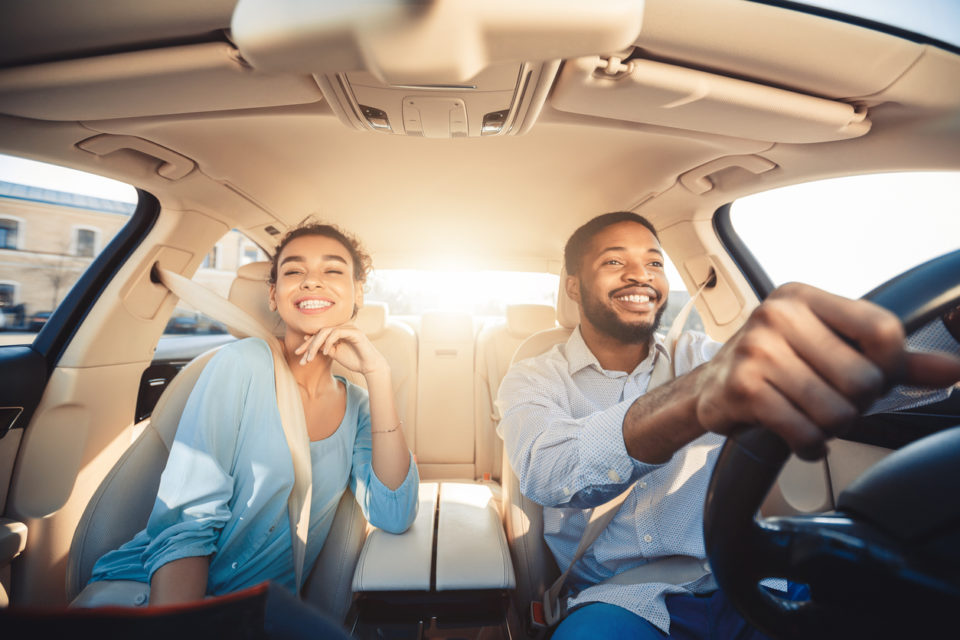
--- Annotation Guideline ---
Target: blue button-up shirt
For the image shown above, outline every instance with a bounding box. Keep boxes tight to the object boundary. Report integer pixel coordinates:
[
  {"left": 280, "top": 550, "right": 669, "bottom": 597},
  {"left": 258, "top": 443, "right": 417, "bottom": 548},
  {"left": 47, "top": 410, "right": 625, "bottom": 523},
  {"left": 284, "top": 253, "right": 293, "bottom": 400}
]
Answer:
[{"left": 498, "top": 322, "right": 956, "bottom": 633}]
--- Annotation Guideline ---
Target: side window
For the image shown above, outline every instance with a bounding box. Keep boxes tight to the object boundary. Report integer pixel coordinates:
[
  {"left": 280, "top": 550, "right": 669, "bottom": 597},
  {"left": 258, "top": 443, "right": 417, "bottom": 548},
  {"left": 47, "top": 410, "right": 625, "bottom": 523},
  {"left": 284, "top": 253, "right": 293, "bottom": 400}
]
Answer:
[
  {"left": 164, "top": 230, "right": 268, "bottom": 336},
  {"left": 728, "top": 172, "right": 960, "bottom": 298},
  {"left": 0, "top": 154, "right": 137, "bottom": 345},
  {"left": 200, "top": 246, "right": 219, "bottom": 269}
]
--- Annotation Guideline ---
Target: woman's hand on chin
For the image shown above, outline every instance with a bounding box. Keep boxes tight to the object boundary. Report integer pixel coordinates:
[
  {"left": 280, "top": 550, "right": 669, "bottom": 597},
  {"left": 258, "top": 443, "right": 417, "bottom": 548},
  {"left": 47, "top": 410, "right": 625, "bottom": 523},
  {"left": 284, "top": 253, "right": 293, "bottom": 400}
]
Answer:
[{"left": 295, "top": 323, "right": 389, "bottom": 376}]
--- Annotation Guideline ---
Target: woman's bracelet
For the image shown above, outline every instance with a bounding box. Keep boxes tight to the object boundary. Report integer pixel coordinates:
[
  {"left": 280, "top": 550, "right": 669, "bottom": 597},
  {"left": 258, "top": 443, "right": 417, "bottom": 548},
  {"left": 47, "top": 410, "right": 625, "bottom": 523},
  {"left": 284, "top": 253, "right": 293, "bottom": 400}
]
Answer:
[{"left": 371, "top": 421, "right": 402, "bottom": 434}]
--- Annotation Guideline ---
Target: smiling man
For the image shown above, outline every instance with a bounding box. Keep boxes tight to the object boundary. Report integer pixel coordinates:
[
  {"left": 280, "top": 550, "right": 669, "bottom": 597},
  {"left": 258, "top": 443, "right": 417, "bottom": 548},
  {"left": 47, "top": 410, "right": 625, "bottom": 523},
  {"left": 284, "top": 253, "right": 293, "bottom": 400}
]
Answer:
[{"left": 498, "top": 211, "right": 960, "bottom": 639}]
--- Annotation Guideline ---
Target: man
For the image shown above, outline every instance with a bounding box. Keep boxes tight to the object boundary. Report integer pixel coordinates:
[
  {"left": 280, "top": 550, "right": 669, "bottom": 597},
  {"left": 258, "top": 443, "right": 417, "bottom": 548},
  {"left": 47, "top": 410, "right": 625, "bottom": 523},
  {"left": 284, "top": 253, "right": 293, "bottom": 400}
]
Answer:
[{"left": 498, "top": 212, "right": 960, "bottom": 639}]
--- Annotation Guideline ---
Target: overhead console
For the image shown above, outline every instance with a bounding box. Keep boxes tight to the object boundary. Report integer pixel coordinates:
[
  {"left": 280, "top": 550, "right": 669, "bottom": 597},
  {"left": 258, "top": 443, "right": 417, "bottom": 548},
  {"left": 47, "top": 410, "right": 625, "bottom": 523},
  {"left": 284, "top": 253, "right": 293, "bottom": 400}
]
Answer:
[
  {"left": 314, "top": 61, "right": 558, "bottom": 138},
  {"left": 230, "top": 0, "right": 646, "bottom": 138}
]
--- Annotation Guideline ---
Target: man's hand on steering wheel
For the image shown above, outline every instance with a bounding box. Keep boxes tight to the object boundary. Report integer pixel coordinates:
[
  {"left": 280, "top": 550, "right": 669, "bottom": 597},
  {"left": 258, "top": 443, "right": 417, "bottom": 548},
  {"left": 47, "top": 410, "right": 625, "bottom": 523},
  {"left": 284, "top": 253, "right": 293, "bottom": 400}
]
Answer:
[{"left": 691, "top": 282, "right": 960, "bottom": 461}]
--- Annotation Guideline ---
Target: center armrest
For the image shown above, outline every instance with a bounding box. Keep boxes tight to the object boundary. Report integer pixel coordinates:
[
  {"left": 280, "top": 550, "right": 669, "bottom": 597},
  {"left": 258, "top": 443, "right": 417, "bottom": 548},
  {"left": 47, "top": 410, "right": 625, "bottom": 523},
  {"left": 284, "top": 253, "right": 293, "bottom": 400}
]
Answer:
[
  {"left": 436, "top": 482, "right": 515, "bottom": 591},
  {"left": 352, "top": 482, "right": 438, "bottom": 592}
]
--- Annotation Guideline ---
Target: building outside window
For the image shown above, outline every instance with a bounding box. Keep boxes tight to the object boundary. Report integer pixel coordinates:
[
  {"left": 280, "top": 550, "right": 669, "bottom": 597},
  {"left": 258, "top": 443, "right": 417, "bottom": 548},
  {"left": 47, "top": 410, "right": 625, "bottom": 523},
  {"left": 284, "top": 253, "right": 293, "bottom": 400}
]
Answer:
[
  {"left": 74, "top": 227, "right": 97, "bottom": 257},
  {"left": 0, "top": 217, "right": 19, "bottom": 249},
  {"left": 0, "top": 282, "right": 15, "bottom": 308}
]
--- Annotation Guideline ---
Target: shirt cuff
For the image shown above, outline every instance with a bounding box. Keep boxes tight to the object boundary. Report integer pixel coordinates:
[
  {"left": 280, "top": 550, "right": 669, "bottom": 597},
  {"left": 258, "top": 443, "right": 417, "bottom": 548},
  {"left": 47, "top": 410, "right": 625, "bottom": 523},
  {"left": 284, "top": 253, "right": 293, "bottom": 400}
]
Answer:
[
  {"left": 364, "top": 451, "right": 420, "bottom": 534},
  {"left": 577, "top": 398, "right": 664, "bottom": 492}
]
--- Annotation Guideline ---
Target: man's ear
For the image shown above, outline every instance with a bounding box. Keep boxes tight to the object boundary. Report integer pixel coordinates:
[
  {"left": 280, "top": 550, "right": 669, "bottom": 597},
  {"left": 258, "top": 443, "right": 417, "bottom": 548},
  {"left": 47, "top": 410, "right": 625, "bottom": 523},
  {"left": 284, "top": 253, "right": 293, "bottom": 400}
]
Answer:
[{"left": 565, "top": 274, "right": 581, "bottom": 305}]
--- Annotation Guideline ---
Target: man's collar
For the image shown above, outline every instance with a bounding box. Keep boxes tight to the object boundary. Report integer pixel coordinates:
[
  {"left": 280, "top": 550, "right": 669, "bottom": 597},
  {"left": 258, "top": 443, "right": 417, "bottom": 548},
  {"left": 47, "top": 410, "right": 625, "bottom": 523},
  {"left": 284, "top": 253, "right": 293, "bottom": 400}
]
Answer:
[{"left": 566, "top": 325, "right": 671, "bottom": 377}]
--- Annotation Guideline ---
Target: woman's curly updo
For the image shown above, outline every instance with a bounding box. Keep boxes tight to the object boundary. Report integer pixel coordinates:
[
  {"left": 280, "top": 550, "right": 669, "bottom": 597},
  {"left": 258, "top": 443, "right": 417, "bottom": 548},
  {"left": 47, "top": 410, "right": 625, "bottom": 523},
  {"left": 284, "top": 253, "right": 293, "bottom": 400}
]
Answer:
[{"left": 268, "top": 221, "right": 372, "bottom": 286}]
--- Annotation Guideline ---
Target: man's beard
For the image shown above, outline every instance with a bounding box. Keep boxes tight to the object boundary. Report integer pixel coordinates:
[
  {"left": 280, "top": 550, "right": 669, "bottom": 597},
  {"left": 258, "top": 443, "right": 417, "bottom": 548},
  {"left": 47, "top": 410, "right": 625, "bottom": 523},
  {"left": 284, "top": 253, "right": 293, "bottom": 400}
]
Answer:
[{"left": 579, "top": 279, "right": 667, "bottom": 344}]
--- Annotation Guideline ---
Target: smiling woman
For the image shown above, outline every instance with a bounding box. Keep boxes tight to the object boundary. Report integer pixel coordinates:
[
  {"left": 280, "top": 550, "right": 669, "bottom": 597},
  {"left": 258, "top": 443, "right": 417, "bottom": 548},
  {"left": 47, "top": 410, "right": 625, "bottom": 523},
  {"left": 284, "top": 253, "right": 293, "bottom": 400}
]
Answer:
[
  {"left": 2, "top": 0, "right": 960, "bottom": 636},
  {"left": 79, "top": 221, "right": 419, "bottom": 617}
]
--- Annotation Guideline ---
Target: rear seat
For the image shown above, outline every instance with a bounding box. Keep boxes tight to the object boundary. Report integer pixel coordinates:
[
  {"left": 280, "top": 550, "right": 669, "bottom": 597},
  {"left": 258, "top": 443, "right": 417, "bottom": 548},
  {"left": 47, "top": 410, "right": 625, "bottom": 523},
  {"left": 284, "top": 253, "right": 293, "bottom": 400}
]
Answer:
[
  {"left": 474, "top": 304, "right": 556, "bottom": 484},
  {"left": 415, "top": 311, "right": 477, "bottom": 480}
]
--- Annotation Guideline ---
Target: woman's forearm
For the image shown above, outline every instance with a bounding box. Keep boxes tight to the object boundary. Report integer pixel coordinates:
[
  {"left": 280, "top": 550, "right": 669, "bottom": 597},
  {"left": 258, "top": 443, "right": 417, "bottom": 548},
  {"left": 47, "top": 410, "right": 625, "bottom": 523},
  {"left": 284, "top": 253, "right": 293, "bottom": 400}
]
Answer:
[
  {"left": 149, "top": 555, "right": 210, "bottom": 605},
  {"left": 364, "top": 367, "right": 411, "bottom": 490}
]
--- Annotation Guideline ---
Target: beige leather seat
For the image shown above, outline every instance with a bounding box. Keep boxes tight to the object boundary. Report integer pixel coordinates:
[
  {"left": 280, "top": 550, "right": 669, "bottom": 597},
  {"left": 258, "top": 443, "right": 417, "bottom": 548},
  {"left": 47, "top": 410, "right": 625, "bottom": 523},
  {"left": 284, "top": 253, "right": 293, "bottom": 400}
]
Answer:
[
  {"left": 331, "top": 299, "right": 419, "bottom": 453},
  {"left": 66, "top": 262, "right": 385, "bottom": 620},
  {"left": 500, "top": 268, "right": 580, "bottom": 617},
  {"left": 414, "top": 311, "right": 477, "bottom": 480},
  {"left": 474, "top": 304, "right": 557, "bottom": 485}
]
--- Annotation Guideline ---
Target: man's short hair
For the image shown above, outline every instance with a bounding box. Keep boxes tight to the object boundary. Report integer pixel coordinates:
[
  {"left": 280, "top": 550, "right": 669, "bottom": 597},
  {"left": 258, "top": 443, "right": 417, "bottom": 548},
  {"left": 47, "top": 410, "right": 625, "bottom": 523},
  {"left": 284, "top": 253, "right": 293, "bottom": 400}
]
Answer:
[{"left": 563, "top": 212, "right": 659, "bottom": 276}]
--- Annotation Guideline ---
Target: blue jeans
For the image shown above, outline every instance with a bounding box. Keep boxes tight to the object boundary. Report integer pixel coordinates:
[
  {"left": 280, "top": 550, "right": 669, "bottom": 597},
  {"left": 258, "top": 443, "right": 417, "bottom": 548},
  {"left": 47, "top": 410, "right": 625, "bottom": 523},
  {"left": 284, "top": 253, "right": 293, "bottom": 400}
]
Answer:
[{"left": 550, "top": 584, "right": 809, "bottom": 640}]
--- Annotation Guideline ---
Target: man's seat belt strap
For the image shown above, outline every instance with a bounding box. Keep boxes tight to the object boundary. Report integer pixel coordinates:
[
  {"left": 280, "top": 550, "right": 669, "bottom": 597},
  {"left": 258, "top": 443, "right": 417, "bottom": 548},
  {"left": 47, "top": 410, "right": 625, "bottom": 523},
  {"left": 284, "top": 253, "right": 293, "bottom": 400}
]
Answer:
[{"left": 540, "top": 277, "right": 714, "bottom": 627}]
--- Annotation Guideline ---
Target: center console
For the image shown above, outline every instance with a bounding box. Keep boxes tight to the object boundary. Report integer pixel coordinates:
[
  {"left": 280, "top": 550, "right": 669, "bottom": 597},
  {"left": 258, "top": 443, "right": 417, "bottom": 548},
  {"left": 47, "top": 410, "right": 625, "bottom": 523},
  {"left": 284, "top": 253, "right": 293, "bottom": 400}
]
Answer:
[{"left": 348, "top": 482, "right": 516, "bottom": 639}]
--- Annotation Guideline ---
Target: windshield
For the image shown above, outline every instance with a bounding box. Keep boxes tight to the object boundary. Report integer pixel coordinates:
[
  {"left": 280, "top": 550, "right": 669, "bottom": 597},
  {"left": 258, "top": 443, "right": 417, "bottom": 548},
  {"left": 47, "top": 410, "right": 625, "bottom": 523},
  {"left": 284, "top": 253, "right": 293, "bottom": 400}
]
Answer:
[
  {"left": 728, "top": 171, "right": 960, "bottom": 299},
  {"left": 753, "top": 0, "right": 960, "bottom": 50}
]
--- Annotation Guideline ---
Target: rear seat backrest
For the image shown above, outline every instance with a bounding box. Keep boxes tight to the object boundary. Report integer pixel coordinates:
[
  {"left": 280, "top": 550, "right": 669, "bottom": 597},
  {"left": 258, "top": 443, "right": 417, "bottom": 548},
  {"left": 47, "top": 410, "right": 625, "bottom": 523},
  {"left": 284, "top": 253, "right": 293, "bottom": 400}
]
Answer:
[
  {"left": 331, "top": 301, "right": 419, "bottom": 452},
  {"left": 509, "top": 266, "right": 578, "bottom": 364},
  {"left": 474, "top": 304, "right": 556, "bottom": 482},
  {"left": 416, "top": 311, "right": 476, "bottom": 480}
]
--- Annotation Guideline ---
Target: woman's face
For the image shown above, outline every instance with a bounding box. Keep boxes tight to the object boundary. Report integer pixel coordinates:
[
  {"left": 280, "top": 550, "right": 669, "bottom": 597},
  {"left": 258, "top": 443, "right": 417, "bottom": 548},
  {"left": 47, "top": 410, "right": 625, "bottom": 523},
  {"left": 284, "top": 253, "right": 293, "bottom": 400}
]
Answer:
[{"left": 269, "top": 234, "right": 363, "bottom": 336}]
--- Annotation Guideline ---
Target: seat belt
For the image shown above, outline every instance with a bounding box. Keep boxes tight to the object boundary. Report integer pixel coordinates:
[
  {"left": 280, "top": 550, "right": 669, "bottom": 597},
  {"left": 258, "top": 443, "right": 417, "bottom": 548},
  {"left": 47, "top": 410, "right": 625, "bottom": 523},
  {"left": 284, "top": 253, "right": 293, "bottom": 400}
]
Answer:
[
  {"left": 540, "top": 277, "right": 713, "bottom": 627},
  {"left": 154, "top": 266, "right": 313, "bottom": 595}
]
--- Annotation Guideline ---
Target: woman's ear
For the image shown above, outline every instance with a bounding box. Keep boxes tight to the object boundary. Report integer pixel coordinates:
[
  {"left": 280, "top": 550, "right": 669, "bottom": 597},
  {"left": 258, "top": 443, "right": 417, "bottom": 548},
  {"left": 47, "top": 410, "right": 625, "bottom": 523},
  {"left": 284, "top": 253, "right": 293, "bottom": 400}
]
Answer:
[
  {"left": 268, "top": 284, "right": 277, "bottom": 312},
  {"left": 352, "top": 285, "right": 364, "bottom": 319},
  {"left": 565, "top": 274, "right": 581, "bottom": 305}
]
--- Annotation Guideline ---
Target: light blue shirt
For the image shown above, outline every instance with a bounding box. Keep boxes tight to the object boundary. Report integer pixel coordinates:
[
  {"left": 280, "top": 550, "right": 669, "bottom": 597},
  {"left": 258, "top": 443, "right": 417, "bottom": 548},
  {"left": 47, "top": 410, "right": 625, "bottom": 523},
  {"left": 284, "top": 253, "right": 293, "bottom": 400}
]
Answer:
[
  {"left": 498, "top": 323, "right": 957, "bottom": 633},
  {"left": 499, "top": 328, "right": 723, "bottom": 633},
  {"left": 90, "top": 337, "right": 419, "bottom": 595}
]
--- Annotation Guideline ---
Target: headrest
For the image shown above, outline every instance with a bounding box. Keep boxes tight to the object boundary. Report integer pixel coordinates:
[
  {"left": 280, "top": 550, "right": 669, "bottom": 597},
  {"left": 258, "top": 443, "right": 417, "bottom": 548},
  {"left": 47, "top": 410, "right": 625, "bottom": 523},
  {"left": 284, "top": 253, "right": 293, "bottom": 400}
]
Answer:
[
  {"left": 506, "top": 304, "right": 557, "bottom": 338},
  {"left": 556, "top": 266, "right": 579, "bottom": 330},
  {"left": 420, "top": 311, "right": 474, "bottom": 342},
  {"left": 227, "top": 261, "right": 284, "bottom": 338},
  {"left": 355, "top": 301, "right": 388, "bottom": 337}
]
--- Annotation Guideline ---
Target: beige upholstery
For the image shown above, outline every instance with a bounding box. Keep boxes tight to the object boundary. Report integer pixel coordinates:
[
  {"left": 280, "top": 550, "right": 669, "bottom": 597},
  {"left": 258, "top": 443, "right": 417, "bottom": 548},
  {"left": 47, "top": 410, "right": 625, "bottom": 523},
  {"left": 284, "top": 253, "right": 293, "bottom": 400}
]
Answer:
[
  {"left": 66, "top": 347, "right": 219, "bottom": 602},
  {"left": 67, "top": 262, "right": 368, "bottom": 620},
  {"left": 435, "top": 482, "right": 515, "bottom": 591},
  {"left": 352, "top": 482, "right": 438, "bottom": 592},
  {"left": 474, "top": 304, "right": 556, "bottom": 483},
  {"left": 415, "top": 311, "right": 476, "bottom": 480},
  {"left": 500, "top": 269, "right": 579, "bottom": 615},
  {"left": 227, "top": 261, "right": 285, "bottom": 338},
  {"left": 331, "top": 301, "right": 419, "bottom": 453}
]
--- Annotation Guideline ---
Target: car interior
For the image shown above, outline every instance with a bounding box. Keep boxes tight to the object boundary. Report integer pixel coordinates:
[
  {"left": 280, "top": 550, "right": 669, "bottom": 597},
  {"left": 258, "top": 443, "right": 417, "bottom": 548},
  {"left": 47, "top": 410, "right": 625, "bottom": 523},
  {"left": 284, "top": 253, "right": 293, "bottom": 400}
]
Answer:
[{"left": 0, "top": 0, "right": 958, "bottom": 638}]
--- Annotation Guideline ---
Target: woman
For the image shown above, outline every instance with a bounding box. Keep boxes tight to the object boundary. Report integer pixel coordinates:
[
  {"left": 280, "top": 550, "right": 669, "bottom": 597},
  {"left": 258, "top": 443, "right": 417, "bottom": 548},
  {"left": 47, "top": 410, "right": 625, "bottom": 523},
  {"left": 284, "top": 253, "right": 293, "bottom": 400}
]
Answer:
[{"left": 87, "top": 222, "right": 419, "bottom": 605}]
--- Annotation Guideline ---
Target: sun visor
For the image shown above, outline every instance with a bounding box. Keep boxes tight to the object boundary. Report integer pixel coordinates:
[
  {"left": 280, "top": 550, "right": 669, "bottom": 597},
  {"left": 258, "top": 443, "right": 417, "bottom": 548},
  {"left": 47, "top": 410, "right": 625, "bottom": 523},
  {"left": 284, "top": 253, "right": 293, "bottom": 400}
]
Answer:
[
  {"left": 551, "top": 55, "right": 871, "bottom": 144},
  {"left": 0, "top": 43, "right": 323, "bottom": 121}
]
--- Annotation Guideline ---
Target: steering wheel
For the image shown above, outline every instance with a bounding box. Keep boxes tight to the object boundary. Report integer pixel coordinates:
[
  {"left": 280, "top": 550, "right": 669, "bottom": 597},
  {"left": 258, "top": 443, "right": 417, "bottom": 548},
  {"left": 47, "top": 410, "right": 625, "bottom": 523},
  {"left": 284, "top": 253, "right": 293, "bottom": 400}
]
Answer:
[{"left": 703, "top": 249, "right": 960, "bottom": 639}]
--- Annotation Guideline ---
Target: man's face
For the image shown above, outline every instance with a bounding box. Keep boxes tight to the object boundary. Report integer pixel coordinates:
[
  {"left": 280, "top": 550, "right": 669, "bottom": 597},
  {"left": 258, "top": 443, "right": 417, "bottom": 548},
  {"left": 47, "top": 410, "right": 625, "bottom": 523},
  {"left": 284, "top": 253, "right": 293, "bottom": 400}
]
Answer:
[{"left": 568, "top": 221, "right": 669, "bottom": 344}]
